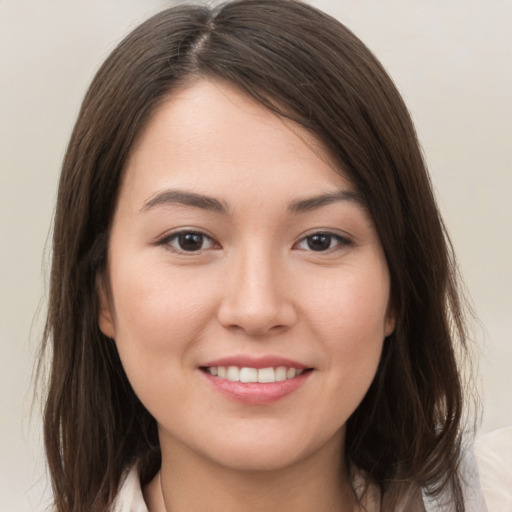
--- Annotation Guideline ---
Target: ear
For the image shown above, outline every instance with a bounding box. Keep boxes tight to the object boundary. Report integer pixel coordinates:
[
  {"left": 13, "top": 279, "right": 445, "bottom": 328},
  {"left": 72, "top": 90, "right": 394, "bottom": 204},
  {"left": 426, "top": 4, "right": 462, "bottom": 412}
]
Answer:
[
  {"left": 97, "top": 274, "right": 116, "bottom": 338},
  {"left": 384, "top": 302, "right": 396, "bottom": 338}
]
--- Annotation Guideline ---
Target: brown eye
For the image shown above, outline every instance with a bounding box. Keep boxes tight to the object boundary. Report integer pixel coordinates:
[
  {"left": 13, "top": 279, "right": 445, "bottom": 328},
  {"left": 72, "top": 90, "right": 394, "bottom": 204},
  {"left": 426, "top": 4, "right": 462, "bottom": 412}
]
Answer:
[
  {"left": 306, "top": 234, "right": 332, "bottom": 251},
  {"left": 295, "top": 232, "right": 351, "bottom": 252},
  {"left": 165, "top": 231, "right": 215, "bottom": 252}
]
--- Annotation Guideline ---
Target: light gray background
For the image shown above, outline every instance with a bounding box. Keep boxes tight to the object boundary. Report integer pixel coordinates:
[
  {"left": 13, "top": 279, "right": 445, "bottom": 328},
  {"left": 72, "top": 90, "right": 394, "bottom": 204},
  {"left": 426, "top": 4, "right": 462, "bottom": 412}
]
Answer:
[{"left": 1, "top": 1, "right": 510, "bottom": 510}]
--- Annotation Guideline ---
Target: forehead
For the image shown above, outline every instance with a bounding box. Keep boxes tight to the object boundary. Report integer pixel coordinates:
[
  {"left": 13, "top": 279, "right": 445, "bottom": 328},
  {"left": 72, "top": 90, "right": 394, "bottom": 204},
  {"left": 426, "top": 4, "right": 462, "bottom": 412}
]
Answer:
[{"left": 121, "top": 79, "right": 355, "bottom": 210}]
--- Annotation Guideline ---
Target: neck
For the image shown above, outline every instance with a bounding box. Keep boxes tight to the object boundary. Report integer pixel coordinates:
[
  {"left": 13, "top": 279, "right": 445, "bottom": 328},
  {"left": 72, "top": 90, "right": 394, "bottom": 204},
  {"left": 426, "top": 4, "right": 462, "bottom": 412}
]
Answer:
[{"left": 145, "top": 433, "right": 357, "bottom": 512}]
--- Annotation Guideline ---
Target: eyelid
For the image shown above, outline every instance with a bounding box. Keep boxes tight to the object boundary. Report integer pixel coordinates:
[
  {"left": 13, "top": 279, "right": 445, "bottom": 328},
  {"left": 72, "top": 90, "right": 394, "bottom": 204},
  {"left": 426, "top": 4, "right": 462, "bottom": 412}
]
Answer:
[
  {"left": 156, "top": 228, "right": 221, "bottom": 253},
  {"left": 154, "top": 228, "right": 353, "bottom": 254},
  {"left": 293, "top": 230, "right": 354, "bottom": 252}
]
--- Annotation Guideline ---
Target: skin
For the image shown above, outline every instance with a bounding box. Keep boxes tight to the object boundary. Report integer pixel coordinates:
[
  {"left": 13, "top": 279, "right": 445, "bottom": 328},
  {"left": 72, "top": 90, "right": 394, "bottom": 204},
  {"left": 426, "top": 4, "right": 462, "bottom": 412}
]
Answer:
[{"left": 99, "top": 79, "right": 394, "bottom": 512}]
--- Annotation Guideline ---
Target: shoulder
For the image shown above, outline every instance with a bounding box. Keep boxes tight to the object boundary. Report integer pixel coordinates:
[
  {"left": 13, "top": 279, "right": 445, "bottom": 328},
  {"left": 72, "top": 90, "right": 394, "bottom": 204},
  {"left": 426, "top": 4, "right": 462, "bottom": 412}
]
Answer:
[
  {"left": 423, "top": 428, "right": 512, "bottom": 512},
  {"left": 474, "top": 426, "right": 512, "bottom": 512},
  {"left": 111, "top": 466, "right": 149, "bottom": 512}
]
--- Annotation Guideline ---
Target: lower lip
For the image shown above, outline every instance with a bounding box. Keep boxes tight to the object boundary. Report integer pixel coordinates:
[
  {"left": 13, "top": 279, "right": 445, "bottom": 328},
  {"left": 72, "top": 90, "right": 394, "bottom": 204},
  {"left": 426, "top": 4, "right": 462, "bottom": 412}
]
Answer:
[{"left": 201, "top": 370, "right": 312, "bottom": 404}]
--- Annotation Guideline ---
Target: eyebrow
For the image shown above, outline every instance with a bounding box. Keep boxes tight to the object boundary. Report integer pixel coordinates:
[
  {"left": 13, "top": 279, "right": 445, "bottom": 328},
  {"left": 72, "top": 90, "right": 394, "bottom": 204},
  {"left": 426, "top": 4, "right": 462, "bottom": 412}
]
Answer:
[
  {"left": 140, "top": 188, "right": 364, "bottom": 215},
  {"left": 141, "top": 189, "right": 230, "bottom": 214},
  {"left": 288, "top": 190, "right": 364, "bottom": 213}
]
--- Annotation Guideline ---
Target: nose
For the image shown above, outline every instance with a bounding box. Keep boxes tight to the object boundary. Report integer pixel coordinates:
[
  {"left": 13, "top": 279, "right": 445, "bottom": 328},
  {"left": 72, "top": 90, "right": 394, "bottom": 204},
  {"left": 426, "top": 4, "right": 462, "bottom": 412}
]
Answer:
[{"left": 216, "top": 246, "right": 298, "bottom": 337}]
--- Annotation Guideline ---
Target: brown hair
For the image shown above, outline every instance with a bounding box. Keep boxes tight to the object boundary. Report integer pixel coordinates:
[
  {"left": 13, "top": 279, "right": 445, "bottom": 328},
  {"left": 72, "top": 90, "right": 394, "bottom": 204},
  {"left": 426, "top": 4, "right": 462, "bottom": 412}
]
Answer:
[{"left": 42, "top": 1, "right": 472, "bottom": 510}]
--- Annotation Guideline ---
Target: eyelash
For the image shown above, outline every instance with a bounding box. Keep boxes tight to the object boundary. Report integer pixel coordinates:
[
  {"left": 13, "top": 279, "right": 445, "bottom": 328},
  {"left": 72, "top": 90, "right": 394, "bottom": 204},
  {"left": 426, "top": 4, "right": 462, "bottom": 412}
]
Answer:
[
  {"left": 293, "top": 232, "right": 352, "bottom": 252},
  {"left": 157, "top": 230, "right": 352, "bottom": 254},
  {"left": 158, "top": 230, "right": 218, "bottom": 253}
]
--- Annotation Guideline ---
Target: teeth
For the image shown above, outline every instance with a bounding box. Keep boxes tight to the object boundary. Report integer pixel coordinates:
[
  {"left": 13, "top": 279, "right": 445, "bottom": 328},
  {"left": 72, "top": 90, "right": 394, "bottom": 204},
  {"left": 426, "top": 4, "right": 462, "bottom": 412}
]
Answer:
[
  {"left": 205, "top": 365, "right": 306, "bottom": 383},
  {"left": 257, "top": 367, "right": 275, "bottom": 383},
  {"left": 226, "top": 366, "right": 240, "bottom": 382},
  {"left": 275, "top": 366, "right": 287, "bottom": 381},
  {"left": 240, "top": 367, "right": 258, "bottom": 383}
]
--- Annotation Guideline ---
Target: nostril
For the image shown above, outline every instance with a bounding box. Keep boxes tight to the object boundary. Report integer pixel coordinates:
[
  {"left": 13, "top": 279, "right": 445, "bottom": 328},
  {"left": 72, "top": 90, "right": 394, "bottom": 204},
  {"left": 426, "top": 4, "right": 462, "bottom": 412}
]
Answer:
[{"left": 217, "top": 299, "right": 298, "bottom": 336}]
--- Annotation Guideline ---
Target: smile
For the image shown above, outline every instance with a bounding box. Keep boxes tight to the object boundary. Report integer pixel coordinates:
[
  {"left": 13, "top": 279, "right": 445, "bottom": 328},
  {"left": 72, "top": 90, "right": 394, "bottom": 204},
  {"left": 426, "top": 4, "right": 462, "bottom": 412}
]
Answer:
[
  {"left": 200, "top": 361, "right": 313, "bottom": 404},
  {"left": 203, "top": 366, "right": 305, "bottom": 383}
]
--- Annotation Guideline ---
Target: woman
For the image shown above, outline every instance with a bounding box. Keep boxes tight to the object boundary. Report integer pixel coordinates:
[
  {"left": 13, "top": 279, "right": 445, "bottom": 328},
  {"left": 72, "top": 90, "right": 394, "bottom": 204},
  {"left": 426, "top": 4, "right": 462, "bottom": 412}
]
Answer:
[{"left": 41, "top": 1, "right": 485, "bottom": 511}]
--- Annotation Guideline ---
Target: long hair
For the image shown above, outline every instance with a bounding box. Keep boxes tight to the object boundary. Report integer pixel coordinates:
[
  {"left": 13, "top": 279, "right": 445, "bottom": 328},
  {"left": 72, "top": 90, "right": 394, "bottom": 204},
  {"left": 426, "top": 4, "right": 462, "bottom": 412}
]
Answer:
[{"left": 41, "top": 1, "right": 471, "bottom": 510}]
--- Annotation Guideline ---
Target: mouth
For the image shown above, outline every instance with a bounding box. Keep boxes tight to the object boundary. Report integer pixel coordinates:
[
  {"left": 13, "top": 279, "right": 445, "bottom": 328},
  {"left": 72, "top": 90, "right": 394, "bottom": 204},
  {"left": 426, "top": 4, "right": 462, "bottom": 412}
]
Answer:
[
  {"left": 199, "top": 359, "right": 314, "bottom": 404},
  {"left": 200, "top": 365, "right": 311, "bottom": 383}
]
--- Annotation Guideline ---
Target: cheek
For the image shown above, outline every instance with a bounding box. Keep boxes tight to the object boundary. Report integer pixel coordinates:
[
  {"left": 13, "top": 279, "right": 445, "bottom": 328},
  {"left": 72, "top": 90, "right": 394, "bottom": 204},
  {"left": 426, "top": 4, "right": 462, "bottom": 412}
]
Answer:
[
  {"left": 306, "top": 261, "right": 391, "bottom": 343},
  {"left": 308, "top": 302, "right": 385, "bottom": 436},
  {"left": 111, "top": 255, "right": 213, "bottom": 335},
  {"left": 107, "top": 258, "right": 218, "bottom": 388},
  {"left": 108, "top": 267, "right": 220, "bottom": 428},
  {"left": 303, "top": 261, "right": 389, "bottom": 397},
  {"left": 322, "top": 300, "right": 384, "bottom": 394}
]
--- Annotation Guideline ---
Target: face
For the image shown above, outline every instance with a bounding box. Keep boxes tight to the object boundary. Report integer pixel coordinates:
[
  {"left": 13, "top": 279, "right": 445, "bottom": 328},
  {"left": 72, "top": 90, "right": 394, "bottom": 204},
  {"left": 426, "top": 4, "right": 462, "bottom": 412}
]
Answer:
[{"left": 99, "top": 80, "right": 394, "bottom": 473}]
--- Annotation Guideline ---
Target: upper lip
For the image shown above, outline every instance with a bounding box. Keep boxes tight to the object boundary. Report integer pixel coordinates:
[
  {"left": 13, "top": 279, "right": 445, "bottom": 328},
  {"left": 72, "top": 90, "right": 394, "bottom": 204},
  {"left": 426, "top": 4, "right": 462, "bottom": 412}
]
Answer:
[{"left": 200, "top": 356, "right": 310, "bottom": 370}]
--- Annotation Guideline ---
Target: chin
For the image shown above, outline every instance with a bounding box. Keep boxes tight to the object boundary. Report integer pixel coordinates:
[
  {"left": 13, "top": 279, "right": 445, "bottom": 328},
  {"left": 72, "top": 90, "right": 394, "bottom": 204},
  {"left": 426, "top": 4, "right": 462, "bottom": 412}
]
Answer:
[
  {"left": 197, "top": 425, "right": 343, "bottom": 473},
  {"left": 209, "top": 445, "right": 307, "bottom": 473}
]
